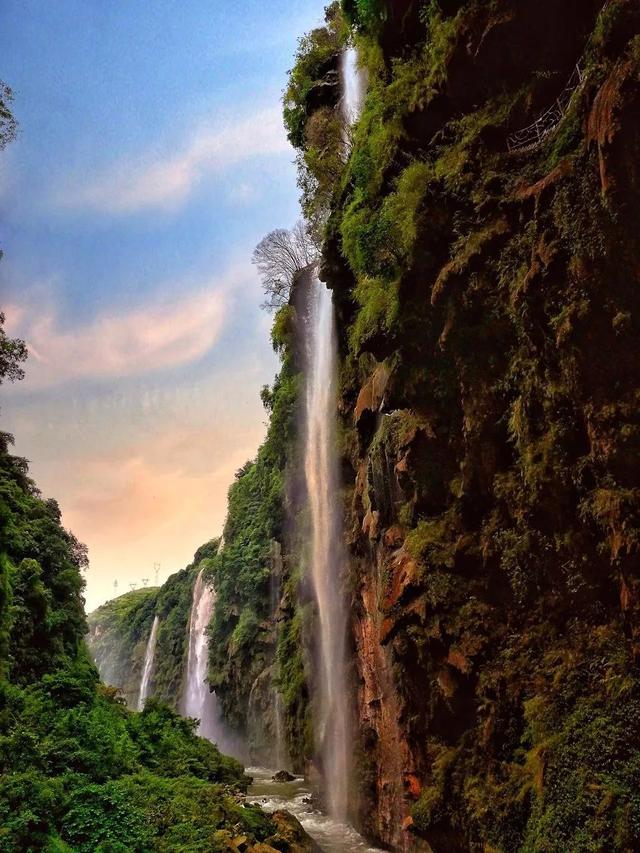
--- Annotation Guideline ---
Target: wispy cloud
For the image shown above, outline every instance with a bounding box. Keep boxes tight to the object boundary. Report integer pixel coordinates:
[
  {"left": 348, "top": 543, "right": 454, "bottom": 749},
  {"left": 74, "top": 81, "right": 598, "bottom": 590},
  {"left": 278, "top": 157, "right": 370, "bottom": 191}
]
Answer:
[
  {"left": 4, "top": 270, "right": 250, "bottom": 389},
  {"left": 57, "top": 106, "right": 288, "bottom": 215}
]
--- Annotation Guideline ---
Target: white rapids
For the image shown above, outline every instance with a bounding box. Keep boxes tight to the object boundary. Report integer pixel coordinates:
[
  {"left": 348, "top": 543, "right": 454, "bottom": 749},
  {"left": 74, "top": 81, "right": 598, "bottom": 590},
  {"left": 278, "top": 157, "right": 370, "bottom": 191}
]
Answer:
[{"left": 248, "top": 767, "right": 386, "bottom": 853}]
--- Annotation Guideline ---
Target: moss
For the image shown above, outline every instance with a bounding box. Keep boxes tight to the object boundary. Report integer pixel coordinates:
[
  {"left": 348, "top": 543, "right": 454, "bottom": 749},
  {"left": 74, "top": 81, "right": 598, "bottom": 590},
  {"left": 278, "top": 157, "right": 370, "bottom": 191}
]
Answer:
[{"left": 405, "top": 512, "right": 458, "bottom": 572}]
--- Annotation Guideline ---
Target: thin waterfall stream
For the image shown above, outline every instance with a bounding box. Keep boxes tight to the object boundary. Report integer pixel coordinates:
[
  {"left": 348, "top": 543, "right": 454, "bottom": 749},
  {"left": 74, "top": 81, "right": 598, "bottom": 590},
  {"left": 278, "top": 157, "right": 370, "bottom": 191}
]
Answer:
[
  {"left": 304, "top": 273, "right": 350, "bottom": 821},
  {"left": 340, "top": 45, "right": 366, "bottom": 129},
  {"left": 183, "top": 567, "right": 238, "bottom": 756},
  {"left": 137, "top": 614, "right": 159, "bottom": 710}
]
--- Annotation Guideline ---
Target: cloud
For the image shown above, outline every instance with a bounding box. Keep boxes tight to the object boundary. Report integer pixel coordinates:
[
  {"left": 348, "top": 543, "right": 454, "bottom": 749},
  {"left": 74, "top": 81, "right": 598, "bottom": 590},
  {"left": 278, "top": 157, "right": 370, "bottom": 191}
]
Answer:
[
  {"left": 5, "top": 276, "right": 236, "bottom": 390},
  {"left": 59, "top": 415, "right": 267, "bottom": 612},
  {"left": 58, "top": 107, "right": 289, "bottom": 215}
]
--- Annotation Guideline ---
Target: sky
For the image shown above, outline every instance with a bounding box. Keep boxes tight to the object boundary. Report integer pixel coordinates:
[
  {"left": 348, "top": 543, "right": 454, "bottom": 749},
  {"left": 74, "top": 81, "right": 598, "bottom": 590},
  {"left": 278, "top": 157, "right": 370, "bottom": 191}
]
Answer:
[{"left": 0, "top": 0, "right": 324, "bottom": 611}]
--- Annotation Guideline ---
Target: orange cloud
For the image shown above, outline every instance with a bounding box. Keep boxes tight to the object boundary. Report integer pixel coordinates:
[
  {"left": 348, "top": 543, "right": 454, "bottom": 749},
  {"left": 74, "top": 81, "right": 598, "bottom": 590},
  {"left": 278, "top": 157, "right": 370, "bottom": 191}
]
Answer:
[
  {"left": 62, "top": 420, "right": 267, "bottom": 612},
  {"left": 7, "top": 280, "right": 235, "bottom": 390}
]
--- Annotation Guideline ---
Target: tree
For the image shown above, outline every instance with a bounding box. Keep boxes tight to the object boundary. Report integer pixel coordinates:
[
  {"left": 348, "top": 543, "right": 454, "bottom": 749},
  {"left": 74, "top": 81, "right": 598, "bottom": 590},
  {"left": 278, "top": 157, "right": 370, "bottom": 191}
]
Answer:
[
  {"left": 0, "top": 81, "right": 17, "bottom": 151},
  {"left": 252, "top": 221, "right": 317, "bottom": 311},
  {"left": 0, "top": 312, "right": 27, "bottom": 386}
]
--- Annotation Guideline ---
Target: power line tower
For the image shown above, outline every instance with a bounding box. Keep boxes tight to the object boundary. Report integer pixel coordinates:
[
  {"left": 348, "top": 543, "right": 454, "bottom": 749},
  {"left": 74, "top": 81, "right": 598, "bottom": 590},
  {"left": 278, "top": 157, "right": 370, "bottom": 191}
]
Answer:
[
  {"left": 113, "top": 579, "right": 118, "bottom": 597},
  {"left": 154, "top": 562, "right": 160, "bottom": 586},
  {"left": 129, "top": 582, "right": 137, "bottom": 591},
  {"left": 142, "top": 578, "right": 149, "bottom": 588}
]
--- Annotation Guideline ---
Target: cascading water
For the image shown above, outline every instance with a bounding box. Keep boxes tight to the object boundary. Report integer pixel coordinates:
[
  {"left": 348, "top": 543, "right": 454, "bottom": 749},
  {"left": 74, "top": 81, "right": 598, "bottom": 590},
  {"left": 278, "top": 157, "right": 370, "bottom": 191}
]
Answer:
[
  {"left": 137, "top": 614, "right": 159, "bottom": 711},
  {"left": 304, "top": 272, "right": 350, "bottom": 821},
  {"left": 339, "top": 45, "right": 366, "bottom": 128},
  {"left": 183, "top": 568, "right": 232, "bottom": 751},
  {"left": 270, "top": 540, "right": 288, "bottom": 770}
]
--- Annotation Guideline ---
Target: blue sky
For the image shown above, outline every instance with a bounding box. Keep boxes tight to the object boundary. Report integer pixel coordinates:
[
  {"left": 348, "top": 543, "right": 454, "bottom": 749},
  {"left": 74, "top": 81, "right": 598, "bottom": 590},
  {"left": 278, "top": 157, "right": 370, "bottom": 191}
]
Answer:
[{"left": 0, "top": 0, "right": 324, "bottom": 609}]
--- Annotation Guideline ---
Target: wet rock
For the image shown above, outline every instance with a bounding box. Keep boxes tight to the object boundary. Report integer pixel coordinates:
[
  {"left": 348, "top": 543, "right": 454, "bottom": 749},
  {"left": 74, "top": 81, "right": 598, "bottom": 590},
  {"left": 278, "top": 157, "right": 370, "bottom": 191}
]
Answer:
[
  {"left": 272, "top": 769, "right": 296, "bottom": 782},
  {"left": 267, "top": 810, "right": 322, "bottom": 852}
]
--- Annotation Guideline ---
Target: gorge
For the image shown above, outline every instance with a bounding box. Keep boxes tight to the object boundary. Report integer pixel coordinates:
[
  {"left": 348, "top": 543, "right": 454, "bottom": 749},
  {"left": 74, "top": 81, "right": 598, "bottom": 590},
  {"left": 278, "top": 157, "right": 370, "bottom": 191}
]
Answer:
[{"left": 3, "top": 0, "right": 640, "bottom": 851}]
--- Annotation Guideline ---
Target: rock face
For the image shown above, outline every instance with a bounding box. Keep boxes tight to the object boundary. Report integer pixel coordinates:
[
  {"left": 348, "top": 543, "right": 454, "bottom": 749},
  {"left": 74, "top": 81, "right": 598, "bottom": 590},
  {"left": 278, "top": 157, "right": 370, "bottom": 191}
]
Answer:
[
  {"left": 87, "top": 587, "right": 158, "bottom": 708},
  {"left": 86, "top": 545, "right": 211, "bottom": 711},
  {"left": 322, "top": 1, "right": 640, "bottom": 850}
]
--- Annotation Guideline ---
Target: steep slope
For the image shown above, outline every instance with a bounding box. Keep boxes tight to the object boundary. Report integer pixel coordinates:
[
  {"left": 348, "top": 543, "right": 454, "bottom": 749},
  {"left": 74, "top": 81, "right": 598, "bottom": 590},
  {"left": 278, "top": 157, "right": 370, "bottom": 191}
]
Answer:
[
  {"left": 87, "top": 542, "right": 219, "bottom": 712},
  {"left": 317, "top": 1, "right": 640, "bottom": 850},
  {"left": 87, "top": 587, "right": 158, "bottom": 708},
  {"left": 207, "top": 274, "right": 313, "bottom": 768}
]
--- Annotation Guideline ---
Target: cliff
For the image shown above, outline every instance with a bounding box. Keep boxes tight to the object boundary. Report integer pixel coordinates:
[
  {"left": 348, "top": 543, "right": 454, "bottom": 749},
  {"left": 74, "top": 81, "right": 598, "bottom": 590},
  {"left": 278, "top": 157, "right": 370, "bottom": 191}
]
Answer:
[
  {"left": 319, "top": 1, "right": 640, "bottom": 850},
  {"left": 86, "top": 545, "right": 219, "bottom": 711},
  {"left": 87, "top": 586, "right": 158, "bottom": 708}
]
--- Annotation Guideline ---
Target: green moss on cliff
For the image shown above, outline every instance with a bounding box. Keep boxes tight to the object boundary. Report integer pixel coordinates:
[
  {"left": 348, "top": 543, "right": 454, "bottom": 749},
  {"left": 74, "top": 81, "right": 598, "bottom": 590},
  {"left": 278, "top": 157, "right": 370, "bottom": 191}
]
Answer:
[{"left": 317, "top": 0, "right": 640, "bottom": 848}]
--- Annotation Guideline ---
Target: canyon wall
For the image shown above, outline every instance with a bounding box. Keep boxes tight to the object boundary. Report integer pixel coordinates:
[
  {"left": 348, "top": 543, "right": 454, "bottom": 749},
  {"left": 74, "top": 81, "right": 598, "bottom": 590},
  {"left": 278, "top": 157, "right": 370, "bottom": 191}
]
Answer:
[
  {"left": 318, "top": 1, "right": 640, "bottom": 850},
  {"left": 86, "top": 544, "right": 213, "bottom": 711},
  {"left": 86, "top": 2, "right": 640, "bottom": 849}
]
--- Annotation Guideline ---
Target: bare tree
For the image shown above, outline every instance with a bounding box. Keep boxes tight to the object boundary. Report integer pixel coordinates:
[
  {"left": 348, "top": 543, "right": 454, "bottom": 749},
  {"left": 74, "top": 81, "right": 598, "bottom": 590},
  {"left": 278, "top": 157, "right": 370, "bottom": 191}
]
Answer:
[{"left": 253, "top": 220, "right": 317, "bottom": 311}]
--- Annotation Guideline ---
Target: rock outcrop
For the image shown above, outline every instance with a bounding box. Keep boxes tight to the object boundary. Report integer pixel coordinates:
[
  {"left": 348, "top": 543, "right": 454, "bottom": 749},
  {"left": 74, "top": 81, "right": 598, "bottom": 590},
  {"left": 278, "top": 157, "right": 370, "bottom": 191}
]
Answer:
[{"left": 323, "top": 1, "right": 640, "bottom": 850}]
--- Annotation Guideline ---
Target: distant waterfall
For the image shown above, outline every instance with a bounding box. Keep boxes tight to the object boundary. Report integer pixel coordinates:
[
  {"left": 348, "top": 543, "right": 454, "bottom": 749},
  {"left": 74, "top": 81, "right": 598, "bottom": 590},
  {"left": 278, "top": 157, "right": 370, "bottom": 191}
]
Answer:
[
  {"left": 183, "top": 569, "right": 229, "bottom": 747},
  {"left": 304, "top": 273, "right": 350, "bottom": 820},
  {"left": 137, "top": 614, "right": 159, "bottom": 710},
  {"left": 340, "top": 46, "right": 366, "bottom": 127}
]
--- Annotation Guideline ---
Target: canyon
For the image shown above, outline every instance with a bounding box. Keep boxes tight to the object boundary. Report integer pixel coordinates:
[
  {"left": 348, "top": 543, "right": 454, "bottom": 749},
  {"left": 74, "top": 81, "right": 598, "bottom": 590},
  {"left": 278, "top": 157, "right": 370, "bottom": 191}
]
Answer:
[{"left": 86, "top": 1, "right": 640, "bottom": 851}]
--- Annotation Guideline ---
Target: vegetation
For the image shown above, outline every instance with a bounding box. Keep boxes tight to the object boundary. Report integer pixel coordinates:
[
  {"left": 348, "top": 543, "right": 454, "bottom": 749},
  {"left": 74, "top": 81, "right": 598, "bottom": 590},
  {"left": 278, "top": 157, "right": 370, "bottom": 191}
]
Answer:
[
  {"left": 318, "top": 0, "right": 640, "bottom": 849},
  {"left": 207, "top": 288, "right": 313, "bottom": 764},
  {"left": 0, "top": 420, "right": 285, "bottom": 850}
]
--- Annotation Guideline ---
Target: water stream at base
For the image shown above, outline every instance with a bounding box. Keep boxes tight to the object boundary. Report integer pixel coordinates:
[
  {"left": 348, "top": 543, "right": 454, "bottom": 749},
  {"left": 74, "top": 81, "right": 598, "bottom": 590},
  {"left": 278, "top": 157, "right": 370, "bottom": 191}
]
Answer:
[{"left": 247, "top": 767, "right": 386, "bottom": 853}]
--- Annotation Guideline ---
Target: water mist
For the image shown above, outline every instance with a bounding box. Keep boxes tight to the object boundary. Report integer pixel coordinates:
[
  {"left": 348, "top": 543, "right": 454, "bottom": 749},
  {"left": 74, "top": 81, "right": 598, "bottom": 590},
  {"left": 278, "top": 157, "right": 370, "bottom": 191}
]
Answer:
[
  {"left": 138, "top": 614, "right": 159, "bottom": 710},
  {"left": 304, "top": 272, "right": 350, "bottom": 821}
]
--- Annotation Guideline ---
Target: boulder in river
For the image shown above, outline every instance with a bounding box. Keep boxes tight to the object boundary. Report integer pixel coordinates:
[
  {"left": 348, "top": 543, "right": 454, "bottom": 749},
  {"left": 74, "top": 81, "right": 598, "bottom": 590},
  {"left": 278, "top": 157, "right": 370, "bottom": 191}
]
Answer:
[{"left": 272, "top": 769, "right": 296, "bottom": 782}]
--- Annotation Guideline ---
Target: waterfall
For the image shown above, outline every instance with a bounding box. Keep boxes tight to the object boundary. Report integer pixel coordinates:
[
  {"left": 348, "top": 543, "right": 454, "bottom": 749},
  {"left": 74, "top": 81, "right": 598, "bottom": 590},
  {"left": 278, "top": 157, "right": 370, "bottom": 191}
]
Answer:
[
  {"left": 273, "top": 690, "right": 287, "bottom": 770},
  {"left": 270, "top": 540, "right": 288, "bottom": 769},
  {"left": 304, "top": 272, "right": 350, "bottom": 820},
  {"left": 340, "top": 46, "right": 365, "bottom": 127},
  {"left": 183, "top": 568, "right": 229, "bottom": 748},
  {"left": 137, "top": 614, "right": 159, "bottom": 710}
]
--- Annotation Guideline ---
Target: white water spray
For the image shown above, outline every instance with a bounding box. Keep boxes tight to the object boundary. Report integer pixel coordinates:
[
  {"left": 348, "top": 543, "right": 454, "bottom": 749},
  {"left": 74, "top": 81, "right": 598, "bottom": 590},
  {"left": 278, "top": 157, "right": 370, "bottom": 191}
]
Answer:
[
  {"left": 138, "top": 614, "right": 159, "bottom": 710},
  {"left": 304, "top": 273, "right": 350, "bottom": 821},
  {"left": 183, "top": 568, "right": 230, "bottom": 749},
  {"left": 340, "top": 46, "right": 366, "bottom": 127}
]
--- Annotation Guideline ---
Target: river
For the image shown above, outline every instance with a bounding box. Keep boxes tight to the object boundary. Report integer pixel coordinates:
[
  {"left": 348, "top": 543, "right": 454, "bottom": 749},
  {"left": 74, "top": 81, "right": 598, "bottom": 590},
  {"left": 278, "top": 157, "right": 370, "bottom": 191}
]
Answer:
[{"left": 247, "top": 767, "right": 387, "bottom": 852}]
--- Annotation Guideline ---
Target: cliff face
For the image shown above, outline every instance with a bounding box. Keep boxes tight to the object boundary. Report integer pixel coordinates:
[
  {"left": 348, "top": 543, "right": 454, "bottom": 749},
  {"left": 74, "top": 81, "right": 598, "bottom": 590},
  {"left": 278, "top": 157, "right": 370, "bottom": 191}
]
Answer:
[
  {"left": 86, "top": 550, "right": 205, "bottom": 711},
  {"left": 323, "top": 1, "right": 640, "bottom": 850},
  {"left": 87, "top": 587, "right": 158, "bottom": 708}
]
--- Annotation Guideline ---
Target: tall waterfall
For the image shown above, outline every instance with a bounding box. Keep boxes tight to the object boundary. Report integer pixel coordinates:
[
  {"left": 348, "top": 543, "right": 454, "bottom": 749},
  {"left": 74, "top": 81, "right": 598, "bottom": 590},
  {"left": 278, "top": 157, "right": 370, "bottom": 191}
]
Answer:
[
  {"left": 304, "top": 273, "right": 350, "bottom": 820},
  {"left": 182, "top": 568, "right": 228, "bottom": 747},
  {"left": 340, "top": 46, "right": 365, "bottom": 127},
  {"left": 137, "top": 614, "right": 159, "bottom": 710}
]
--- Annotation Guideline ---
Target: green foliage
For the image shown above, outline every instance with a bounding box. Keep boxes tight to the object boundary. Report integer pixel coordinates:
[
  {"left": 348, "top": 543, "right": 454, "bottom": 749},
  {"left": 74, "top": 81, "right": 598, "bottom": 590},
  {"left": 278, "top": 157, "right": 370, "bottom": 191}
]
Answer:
[
  {"left": 153, "top": 563, "right": 199, "bottom": 707},
  {"left": 283, "top": 4, "right": 345, "bottom": 148},
  {"left": 0, "top": 312, "right": 28, "bottom": 386},
  {"left": 0, "top": 425, "right": 285, "bottom": 850},
  {"left": 0, "top": 433, "right": 87, "bottom": 681},
  {"left": 342, "top": 0, "right": 386, "bottom": 33}
]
